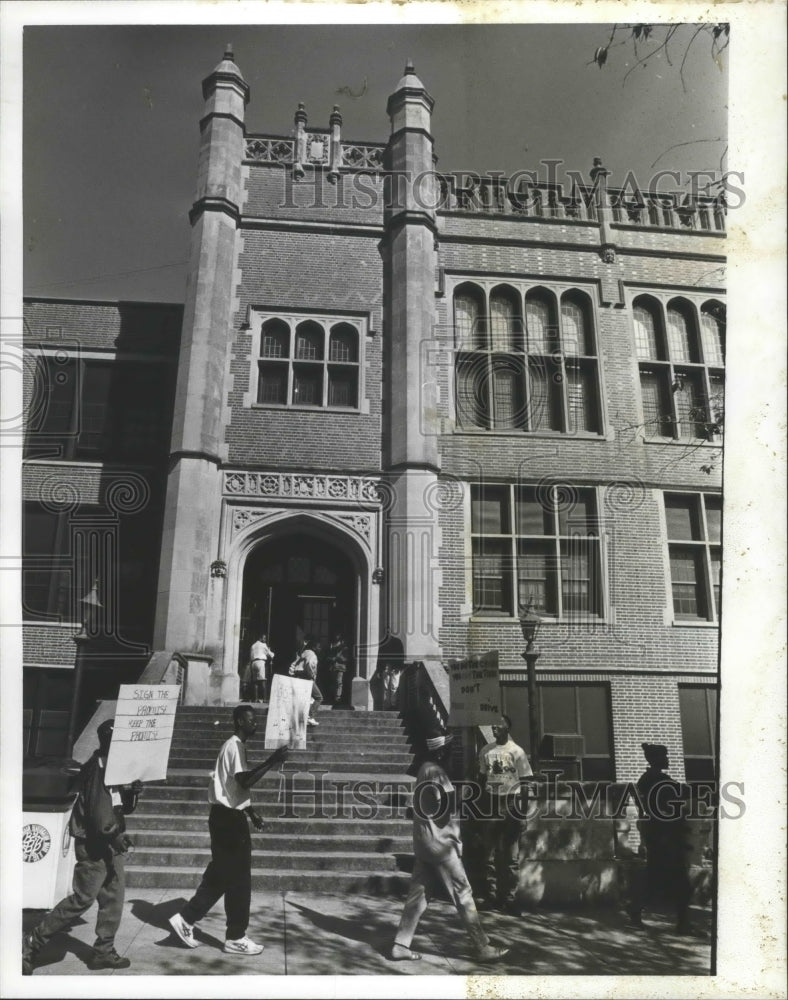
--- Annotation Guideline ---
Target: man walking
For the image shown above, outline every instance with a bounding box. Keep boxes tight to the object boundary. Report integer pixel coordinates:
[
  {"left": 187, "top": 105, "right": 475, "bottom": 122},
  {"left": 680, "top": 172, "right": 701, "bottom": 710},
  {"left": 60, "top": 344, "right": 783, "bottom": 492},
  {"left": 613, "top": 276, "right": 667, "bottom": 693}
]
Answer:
[
  {"left": 168, "top": 705, "right": 288, "bottom": 955},
  {"left": 289, "top": 636, "right": 323, "bottom": 726},
  {"left": 389, "top": 731, "right": 509, "bottom": 963},
  {"left": 476, "top": 714, "right": 533, "bottom": 914},
  {"left": 249, "top": 632, "right": 274, "bottom": 702},
  {"left": 23, "top": 718, "right": 143, "bottom": 974}
]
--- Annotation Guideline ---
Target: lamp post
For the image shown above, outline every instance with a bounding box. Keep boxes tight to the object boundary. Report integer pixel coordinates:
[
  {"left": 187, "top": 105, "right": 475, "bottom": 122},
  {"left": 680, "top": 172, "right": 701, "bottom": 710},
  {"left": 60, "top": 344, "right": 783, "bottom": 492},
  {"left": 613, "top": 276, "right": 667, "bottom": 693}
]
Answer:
[
  {"left": 519, "top": 606, "right": 542, "bottom": 768},
  {"left": 66, "top": 582, "right": 103, "bottom": 757}
]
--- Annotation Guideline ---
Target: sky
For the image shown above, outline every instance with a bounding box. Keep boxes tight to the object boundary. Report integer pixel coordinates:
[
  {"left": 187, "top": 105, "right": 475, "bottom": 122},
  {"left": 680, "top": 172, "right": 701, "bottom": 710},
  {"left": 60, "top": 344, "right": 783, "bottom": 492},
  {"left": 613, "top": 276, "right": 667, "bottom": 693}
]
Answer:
[{"left": 21, "top": 21, "right": 728, "bottom": 303}]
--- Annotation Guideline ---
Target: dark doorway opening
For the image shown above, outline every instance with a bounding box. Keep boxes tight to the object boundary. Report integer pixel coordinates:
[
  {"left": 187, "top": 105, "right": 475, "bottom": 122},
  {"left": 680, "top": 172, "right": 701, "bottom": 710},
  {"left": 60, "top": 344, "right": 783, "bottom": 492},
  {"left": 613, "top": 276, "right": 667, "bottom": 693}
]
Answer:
[{"left": 239, "top": 532, "right": 356, "bottom": 696}]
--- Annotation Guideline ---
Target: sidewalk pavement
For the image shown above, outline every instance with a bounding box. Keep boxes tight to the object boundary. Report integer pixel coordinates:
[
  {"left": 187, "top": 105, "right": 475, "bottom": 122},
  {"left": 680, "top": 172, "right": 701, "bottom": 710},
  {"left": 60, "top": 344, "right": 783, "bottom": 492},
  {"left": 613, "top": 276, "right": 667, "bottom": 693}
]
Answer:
[{"left": 23, "top": 891, "right": 712, "bottom": 977}]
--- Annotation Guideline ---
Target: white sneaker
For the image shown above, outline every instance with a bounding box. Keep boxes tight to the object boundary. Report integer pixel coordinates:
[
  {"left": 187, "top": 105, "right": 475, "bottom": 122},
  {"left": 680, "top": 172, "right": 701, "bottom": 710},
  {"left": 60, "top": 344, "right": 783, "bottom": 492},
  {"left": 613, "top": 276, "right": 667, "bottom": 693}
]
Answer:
[
  {"left": 307, "top": 717, "right": 319, "bottom": 726},
  {"left": 223, "top": 936, "right": 264, "bottom": 955},
  {"left": 168, "top": 913, "right": 199, "bottom": 949}
]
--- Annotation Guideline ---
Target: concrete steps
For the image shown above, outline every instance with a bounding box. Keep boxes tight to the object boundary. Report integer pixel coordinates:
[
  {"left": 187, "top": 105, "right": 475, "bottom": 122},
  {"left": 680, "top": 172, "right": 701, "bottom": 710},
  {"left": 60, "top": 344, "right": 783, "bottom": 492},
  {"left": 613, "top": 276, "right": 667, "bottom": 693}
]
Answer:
[{"left": 124, "top": 705, "right": 417, "bottom": 893}]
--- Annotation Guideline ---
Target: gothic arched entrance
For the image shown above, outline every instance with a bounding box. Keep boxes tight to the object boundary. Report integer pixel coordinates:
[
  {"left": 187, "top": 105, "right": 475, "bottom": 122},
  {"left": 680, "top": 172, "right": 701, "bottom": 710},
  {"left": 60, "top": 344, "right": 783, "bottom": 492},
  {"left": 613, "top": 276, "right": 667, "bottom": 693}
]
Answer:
[{"left": 239, "top": 531, "right": 357, "bottom": 691}]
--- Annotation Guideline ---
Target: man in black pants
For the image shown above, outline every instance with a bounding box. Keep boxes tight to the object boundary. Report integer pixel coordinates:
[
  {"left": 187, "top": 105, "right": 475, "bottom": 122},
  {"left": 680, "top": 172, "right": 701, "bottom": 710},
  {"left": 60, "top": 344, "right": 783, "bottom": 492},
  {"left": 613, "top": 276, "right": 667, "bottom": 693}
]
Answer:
[{"left": 168, "top": 705, "right": 287, "bottom": 955}]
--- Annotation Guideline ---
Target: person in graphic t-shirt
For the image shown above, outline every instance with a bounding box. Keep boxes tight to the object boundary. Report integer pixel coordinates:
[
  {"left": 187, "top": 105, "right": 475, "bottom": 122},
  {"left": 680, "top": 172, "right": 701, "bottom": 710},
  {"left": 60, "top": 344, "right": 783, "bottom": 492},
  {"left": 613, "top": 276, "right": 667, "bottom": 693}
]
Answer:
[{"left": 475, "top": 714, "right": 533, "bottom": 915}]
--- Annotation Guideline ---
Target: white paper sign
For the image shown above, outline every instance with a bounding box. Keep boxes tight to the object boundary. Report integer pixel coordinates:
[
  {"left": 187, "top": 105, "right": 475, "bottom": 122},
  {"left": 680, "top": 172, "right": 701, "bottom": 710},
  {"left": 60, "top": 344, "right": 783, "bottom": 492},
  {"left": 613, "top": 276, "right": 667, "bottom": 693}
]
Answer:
[
  {"left": 264, "top": 674, "right": 312, "bottom": 749},
  {"left": 104, "top": 684, "right": 180, "bottom": 785},
  {"left": 447, "top": 651, "right": 501, "bottom": 727}
]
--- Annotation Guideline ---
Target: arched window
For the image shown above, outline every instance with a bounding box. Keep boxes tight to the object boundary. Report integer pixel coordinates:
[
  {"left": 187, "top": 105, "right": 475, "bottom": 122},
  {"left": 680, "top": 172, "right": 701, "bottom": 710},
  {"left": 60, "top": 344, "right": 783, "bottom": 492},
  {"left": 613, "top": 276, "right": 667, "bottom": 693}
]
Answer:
[
  {"left": 700, "top": 303, "right": 725, "bottom": 366},
  {"left": 261, "top": 318, "right": 289, "bottom": 358},
  {"left": 666, "top": 300, "right": 699, "bottom": 363},
  {"left": 490, "top": 286, "right": 522, "bottom": 351},
  {"left": 454, "top": 284, "right": 486, "bottom": 350},
  {"left": 329, "top": 324, "right": 358, "bottom": 363},
  {"left": 561, "top": 294, "right": 593, "bottom": 356},
  {"left": 525, "top": 292, "right": 556, "bottom": 353},
  {"left": 295, "top": 321, "right": 324, "bottom": 361},
  {"left": 632, "top": 300, "right": 661, "bottom": 360}
]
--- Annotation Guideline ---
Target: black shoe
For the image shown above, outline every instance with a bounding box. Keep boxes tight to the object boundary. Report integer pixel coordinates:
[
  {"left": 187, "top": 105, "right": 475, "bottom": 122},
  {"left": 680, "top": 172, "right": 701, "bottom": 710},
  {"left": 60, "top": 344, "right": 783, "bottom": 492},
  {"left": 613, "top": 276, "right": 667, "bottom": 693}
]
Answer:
[
  {"left": 474, "top": 896, "right": 497, "bottom": 912},
  {"left": 87, "top": 949, "right": 131, "bottom": 971},
  {"left": 626, "top": 905, "right": 644, "bottom": 928}
]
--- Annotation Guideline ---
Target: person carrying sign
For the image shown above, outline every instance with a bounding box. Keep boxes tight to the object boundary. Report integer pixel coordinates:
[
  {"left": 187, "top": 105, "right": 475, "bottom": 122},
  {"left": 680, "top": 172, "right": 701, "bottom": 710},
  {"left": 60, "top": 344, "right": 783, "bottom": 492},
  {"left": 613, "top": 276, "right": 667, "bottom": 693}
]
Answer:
[
  {"left": 289, "top": 636, "right": 323, "bottom": 726},
  {"left": 168, "top": 705, "right": 287, "bottom": 956},
  {"left": 23, "top": 718, "right": 143, "bottom": 975}
]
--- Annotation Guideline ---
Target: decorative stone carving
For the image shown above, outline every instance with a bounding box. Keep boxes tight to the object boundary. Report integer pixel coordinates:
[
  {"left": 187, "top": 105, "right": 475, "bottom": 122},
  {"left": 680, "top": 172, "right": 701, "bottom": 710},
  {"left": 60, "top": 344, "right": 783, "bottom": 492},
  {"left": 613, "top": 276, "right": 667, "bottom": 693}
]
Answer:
[
  {"left": 210, "top": 559, "right": 227, "bottom": 579},
  {"left": 335, "top": 513, "right": 372, "bottom": 542},
  {"left": 601, "top": 245, "right": 617, "bottom": 264},
  {"left": 341, "top": 144, "right": 385, "bottom": 171},
  {"left": 372, "top": 567, "right": 385, "bottom": 584},
  {"left": 223, "top": 471, "right": 382, "bottom": 505},
  {"left": 245, "top": 138, "right": 295, "bottom": 163}
]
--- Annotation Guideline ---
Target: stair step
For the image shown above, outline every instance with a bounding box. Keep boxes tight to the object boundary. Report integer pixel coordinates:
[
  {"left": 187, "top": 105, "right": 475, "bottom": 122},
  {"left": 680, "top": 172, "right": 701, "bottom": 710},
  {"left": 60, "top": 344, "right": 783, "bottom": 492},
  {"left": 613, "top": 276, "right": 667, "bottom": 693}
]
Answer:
[
  {"left": 127, "top": 814, "right": 412, "bottom": 836},
  {"left": 130, "top": 847, "right": 408, "bottom": 873},
  {"left": 167, "top": 760, "right": 412, "bottom": 775},
  {"left": 128, "top": 830, "right": 412, "bottom": 852},
  {"left": 133, "top": 802, "right": 411, "bottom": 821},
  {"left": 125, "top": 866, "right": 411, "bottom": 895}
]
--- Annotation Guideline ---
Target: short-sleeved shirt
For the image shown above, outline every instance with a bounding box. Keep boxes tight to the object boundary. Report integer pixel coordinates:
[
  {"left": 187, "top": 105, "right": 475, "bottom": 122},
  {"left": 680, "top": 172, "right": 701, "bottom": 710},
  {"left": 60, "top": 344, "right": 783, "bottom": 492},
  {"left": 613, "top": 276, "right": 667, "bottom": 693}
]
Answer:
[
  {"left": 251, "top": 641, "right": 273, "bottom": 662},
  {"left": 479, "top": 738, "right": 532, "bottom": 797},
  {"left": 291, "top": 648, "right": 318, "bottom": 680},
  {"left": 412, "top": 761, "right": 462, "bottom": 862},
  {"left": 209, "top": 734, "right": 250, "bottom": 810}
]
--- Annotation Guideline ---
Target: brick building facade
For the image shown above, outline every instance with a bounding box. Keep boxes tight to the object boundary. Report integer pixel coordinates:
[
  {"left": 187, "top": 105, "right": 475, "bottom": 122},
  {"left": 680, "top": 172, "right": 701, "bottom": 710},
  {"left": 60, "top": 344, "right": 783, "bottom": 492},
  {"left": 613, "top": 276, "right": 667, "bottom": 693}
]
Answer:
[{"left": 22, "top": 51, "right": 723, "bottom": 782}]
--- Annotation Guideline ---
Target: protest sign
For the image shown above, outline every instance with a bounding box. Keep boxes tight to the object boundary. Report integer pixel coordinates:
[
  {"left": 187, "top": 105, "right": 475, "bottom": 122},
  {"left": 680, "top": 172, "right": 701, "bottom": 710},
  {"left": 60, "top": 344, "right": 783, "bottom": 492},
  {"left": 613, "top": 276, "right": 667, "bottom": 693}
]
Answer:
[
  {"left": 104, "top": 684, "right": 180, "bottom": 785},
  {"left": 264, "top": 674, "right": 312, "bottom": 749},
  {"left": 447, "top": 651, "right": 501, "bottom": 727}
]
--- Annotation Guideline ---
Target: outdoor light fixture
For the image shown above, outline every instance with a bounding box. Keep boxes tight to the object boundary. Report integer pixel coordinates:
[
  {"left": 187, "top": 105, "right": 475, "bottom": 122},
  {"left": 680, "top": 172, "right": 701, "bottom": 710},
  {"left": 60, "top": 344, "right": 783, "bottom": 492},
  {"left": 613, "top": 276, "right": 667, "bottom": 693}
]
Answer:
[
  {"left": 67, "top": 581, "right": 103, "bottom": 755},
  {"left": 519, "top": 605, "right": 542, "bottom": 768}
]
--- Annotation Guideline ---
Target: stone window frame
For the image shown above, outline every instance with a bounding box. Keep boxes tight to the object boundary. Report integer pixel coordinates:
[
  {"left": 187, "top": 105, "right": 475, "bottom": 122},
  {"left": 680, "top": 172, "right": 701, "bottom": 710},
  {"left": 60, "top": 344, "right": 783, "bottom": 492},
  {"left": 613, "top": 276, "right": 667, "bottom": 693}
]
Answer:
[
  {"left": 449, "top": 277, "right": 605, "bottom": 437},
  {"left": 468, "top": 480, "right": 609, "bottom": 624},
  {"left": 249, "top": 309, "right": 368, "bottom": 414},
  {"left": 630, "top": 292, "right": 725, "bottom": 444},
  {"left": 660, "top": 490, "right": 722, "bottom": 627}
]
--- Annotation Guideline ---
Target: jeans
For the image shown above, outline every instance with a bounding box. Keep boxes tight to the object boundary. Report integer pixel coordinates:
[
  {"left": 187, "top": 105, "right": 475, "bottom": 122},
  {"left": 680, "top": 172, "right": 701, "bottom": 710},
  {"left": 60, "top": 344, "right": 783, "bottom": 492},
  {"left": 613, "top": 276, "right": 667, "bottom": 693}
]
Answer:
[
  {"left": 330, "top": 669, "right": 345, "bottom": 704},
  {"left": 394, "top": 850, "right": 489, "bottom": 952},
  {"left": 181, "top": 804, "right": 251, "bottom": 940},
  {"left": 310, "top": 681, "right": 323, "bottom": 714},
  {"left": 482, "top": 800, "right": 522, "bottom": 903},
  {"left": 30, "top": 840, "right": 126, "bottom": 956}
]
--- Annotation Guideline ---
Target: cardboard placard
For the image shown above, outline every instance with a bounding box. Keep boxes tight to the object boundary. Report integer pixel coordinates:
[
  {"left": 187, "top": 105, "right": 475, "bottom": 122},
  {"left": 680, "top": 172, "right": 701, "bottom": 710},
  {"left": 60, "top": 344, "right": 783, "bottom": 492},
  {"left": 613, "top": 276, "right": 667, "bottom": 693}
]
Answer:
[
  {"left": 104, "top": 684, "right": 180, "bottom": 785},
  {"left": 447, "top": 651, "right": 501, "bottom": 727},
  {"left": 264, "top": 674, "right": 313, "bottom": 749}
]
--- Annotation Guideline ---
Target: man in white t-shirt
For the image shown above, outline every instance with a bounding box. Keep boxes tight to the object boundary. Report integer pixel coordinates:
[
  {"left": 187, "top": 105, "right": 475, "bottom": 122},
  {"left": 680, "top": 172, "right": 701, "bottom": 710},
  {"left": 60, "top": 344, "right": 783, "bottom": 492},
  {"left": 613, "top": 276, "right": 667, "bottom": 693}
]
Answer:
[
  {"left": 168, "top": 705, "right": 288, "bottom": 956},
  {"left": 389, "top": 732, "right": 509, "bottom": 964},
  {"left": 289, "top": 636, "right": 323, "bottom": 726},
  {"left": 476, "top": 714, "right": 533, "bottom": 915},
  {"left": 249, "top": 633, "right": 274, "bottom": 702}
]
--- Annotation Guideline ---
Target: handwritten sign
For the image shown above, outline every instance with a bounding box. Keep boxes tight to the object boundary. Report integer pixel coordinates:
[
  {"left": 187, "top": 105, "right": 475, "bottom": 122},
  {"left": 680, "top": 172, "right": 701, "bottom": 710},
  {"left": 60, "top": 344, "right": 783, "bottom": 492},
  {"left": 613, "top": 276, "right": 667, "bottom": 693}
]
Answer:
[
  {"left": 104, "top": 684, "right": 180, "bottom": 785},
  {"left": 264, "top": 674, "right": 312, "bottom": 749},
  {"left": 447, "top": 651, "right": 501, "bottom": 727}
]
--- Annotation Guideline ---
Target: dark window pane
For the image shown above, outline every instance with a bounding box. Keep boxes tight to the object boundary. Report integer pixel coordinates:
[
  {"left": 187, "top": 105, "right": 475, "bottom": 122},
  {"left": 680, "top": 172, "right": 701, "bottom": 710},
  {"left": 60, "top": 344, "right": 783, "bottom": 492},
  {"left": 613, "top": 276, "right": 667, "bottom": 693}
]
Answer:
[
  {"left": 472, "top": 538, "right": 513, "bottom": 614},
  {"left": 328, "top": 368, "right": 357, "bottom": 407},
  {"left": 540, "top": 685, "right": 577, "bottom": 734},
  {"left": 456, "top": 355, "right": 489, "bottom": 428},
  {"left": 577, "top": 685, "right": 611, "bottom": 755},
  {"left": 329, "top": 325, "right": 358, "bottom": 362},
  {"left": 491, "top": 356, "right": 525, "bottom": 429},
  {"left": 679, "top": 686, "right": 715, "bottom": 756},
  {"left": 514, "top": 486, "right": 552, "bottom": 535},
  {"left": 705, "top": 496, "right": 722, "bottom": 543},
  {"left": 38, "top": 356, "right": 77, "bottom": 437},
  {"left": 501, "top": 684, "right": 531, "bottom": 757},
  {"left": 710, "top": 548, "right": 721, "bottom": 617},
  {"left": 117, "top": 365, "right": 167, "bottom": 457},
  {"left": 295, "top": 322, "right": 324, "bottom": 360},
  {"left": 455, "top": 289, "right": 486, "bottom": 350},
  {"left": 258, "top": 363, "right": 287, "bottom": 404},
  {"left": 517, "top": 540, "right": 558, "bottom": 615},
  {"left": 639, "top": 367, "right": 672, "bottom": 437},
  {"left": 528, "top": 357, "right": 562, "bottom": 431},
  {"left": 675, "top": 369, "right": 707, "bottom": 439},
  {"left": 560, "top": 539, "right": 601, "bottom": 616},
  {"left": 557, "top": 489, "right": 595, "bottom": 535},
  {"left": 665, "top": 495, "right": 701, "bottom": 540},
  {"left": 700, "top": 306, "right": 725, "bottom": 365},
  {"left": 293, "top": 367, "right": 323, "bottom": 405},
  {"left": 24, "top": 507, "right": 59, "bottom": 556},
  {"left": 471, "top": 486, "right": 509, "bottom": 534},
  {"left": 565, "top": 360, "right": 599, "bottom": 433},
  {"left": 76, "top": 363, "right": 113, "bottom": 454}
]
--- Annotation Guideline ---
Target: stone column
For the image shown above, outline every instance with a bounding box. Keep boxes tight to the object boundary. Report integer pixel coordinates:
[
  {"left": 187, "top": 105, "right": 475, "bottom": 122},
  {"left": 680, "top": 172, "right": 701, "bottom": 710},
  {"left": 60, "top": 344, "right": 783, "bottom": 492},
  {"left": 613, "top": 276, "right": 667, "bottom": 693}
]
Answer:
[
  {"left": 381, "top": 64, "right": 443, "bottom": 673},
  {"left": 153, "top": 48, "right": 249, "bottom": 699}
]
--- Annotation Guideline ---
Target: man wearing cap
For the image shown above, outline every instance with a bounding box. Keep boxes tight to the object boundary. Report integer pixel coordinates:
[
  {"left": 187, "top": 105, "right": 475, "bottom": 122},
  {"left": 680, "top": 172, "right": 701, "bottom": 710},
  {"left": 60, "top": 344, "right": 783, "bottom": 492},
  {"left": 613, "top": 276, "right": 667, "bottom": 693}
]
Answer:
[
  {"left": 389, "top": 731, "right": 509, "bottom": 963},
  {"left": 23, "top": 718, "right": 143, "bottom": 974},
  {"left": 476, "top": 714, "right": 533, "bottom": 914},
  {"left": 627, "top": 742, "right": 695, "bottom": 935},
  {"left": 168, "top": 704, "right": 288, "bottom": 955}
]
